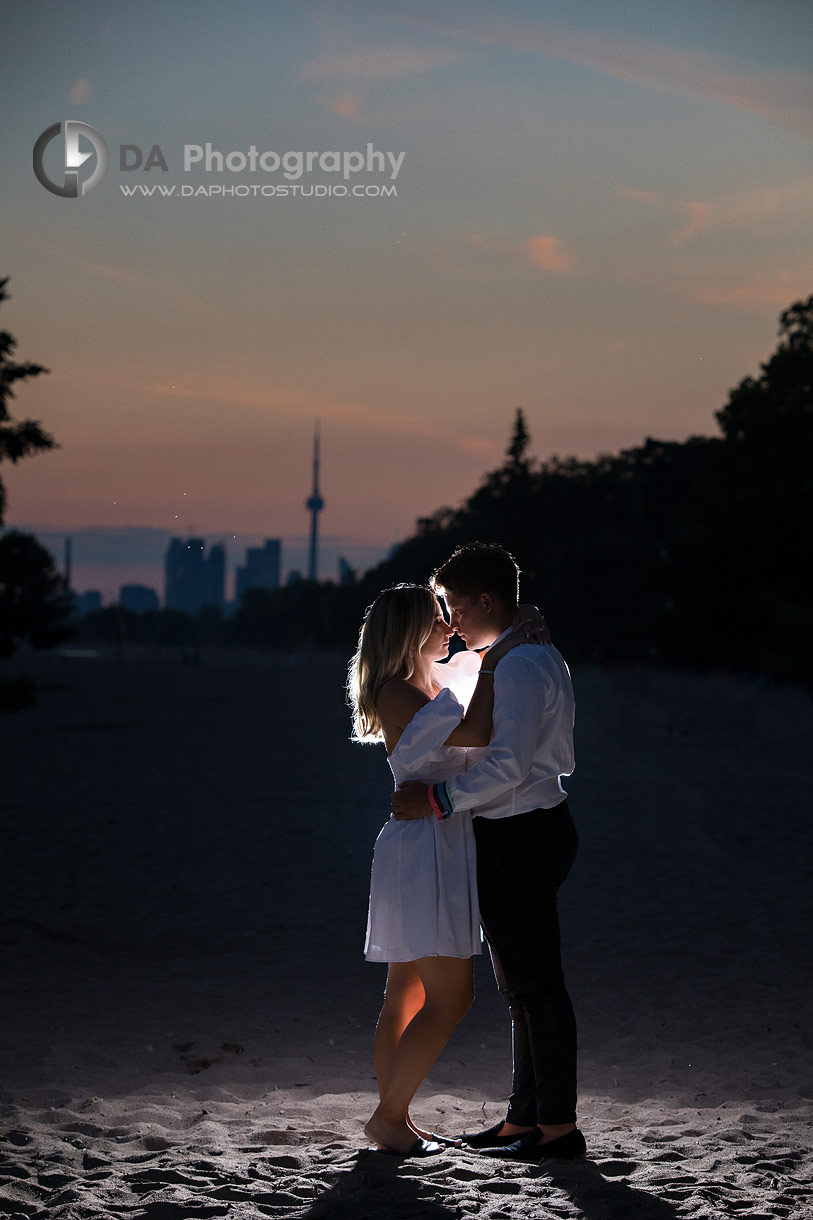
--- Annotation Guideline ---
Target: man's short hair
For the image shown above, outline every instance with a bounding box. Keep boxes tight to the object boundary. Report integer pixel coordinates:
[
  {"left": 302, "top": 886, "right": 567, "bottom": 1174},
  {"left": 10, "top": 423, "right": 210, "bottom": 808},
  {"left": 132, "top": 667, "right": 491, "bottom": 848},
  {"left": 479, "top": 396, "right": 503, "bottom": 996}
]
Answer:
[{"left": 431, "top": 542, "right": 520, "bottom": 607}]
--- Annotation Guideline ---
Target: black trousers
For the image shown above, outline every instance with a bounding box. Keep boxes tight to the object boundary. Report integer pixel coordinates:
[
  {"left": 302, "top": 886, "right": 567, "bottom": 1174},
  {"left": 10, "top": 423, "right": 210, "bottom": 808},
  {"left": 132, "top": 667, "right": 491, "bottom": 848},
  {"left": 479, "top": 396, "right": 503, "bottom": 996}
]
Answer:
[{"left": 473, "top": 802, "right": 579, "bottom": 1126}]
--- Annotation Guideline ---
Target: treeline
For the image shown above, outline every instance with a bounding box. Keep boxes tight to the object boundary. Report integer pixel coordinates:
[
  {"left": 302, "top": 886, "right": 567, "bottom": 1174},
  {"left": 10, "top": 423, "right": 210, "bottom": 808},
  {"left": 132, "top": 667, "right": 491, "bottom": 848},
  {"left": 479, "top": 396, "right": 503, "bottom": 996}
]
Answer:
[
  {"left": 207, "top": 296, "right": 811, "bottom": 683},
  {"left": 38, "top": 297, "right": 813, "bottom": 686}
]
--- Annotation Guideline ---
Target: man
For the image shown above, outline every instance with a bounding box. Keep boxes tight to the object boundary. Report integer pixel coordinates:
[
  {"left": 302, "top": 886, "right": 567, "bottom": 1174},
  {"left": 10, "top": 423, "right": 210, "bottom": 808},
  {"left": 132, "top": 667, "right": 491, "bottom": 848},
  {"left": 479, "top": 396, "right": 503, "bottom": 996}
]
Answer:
[{"left": 392, "top": 542, "right": 584, "bottom": 1161}]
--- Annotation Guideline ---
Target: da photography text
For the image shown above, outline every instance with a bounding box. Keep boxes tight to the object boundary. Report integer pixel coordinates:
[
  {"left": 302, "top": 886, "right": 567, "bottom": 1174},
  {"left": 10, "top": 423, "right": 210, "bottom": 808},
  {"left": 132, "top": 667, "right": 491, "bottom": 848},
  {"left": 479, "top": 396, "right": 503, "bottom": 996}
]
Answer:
[{"left": 33, "top": 122, "right": 407, "bottom": 201}]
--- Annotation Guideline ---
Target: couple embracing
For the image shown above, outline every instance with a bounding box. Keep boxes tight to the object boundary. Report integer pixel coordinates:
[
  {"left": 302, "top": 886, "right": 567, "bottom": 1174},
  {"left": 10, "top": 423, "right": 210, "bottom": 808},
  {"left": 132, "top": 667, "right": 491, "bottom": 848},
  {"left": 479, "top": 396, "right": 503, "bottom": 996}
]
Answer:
[{"left": 347, "top": 542, "right": 584, "bottom": 1162}]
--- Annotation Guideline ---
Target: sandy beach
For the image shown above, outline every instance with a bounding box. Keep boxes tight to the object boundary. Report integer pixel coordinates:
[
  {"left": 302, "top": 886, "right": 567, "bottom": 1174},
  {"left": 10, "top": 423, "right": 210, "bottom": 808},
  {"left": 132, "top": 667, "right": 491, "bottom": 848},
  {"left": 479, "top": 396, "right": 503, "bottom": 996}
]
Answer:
[{"left": 1, "top": 648, "right": 811, "bottom": 1219}]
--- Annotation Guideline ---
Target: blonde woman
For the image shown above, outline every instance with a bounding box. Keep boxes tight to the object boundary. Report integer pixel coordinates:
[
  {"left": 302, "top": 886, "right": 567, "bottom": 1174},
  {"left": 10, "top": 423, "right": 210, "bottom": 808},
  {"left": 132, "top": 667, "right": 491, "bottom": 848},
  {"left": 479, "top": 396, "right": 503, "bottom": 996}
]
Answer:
[{"left": 348, "top": 584, "right": 544, "bottom": 1156}]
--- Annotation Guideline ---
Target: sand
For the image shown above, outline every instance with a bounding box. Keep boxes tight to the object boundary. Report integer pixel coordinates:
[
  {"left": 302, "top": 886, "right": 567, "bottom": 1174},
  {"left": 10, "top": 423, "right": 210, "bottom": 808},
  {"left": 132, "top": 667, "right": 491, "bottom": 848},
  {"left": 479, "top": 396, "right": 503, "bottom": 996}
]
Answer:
[{"left": 1, "top": 647, "right": 811, "bottom": 1219}]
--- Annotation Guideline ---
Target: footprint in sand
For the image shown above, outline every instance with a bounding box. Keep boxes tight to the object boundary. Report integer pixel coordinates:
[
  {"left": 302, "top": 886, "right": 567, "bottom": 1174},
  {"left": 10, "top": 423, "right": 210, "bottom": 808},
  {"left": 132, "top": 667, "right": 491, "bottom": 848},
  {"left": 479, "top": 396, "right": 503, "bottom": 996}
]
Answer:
[
  {"left": 480, "top": 1179, "right": 523, "bottom": 1194},
  {"left": 597, "top": 1159, "right": 638, "bottom": 1176}
]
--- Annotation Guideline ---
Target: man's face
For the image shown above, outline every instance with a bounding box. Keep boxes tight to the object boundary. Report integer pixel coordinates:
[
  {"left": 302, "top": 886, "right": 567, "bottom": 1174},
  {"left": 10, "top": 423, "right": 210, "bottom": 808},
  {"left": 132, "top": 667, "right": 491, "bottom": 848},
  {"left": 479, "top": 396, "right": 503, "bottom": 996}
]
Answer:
[{"left": 441, "top": 590, "right": 500, "bottom": 650}]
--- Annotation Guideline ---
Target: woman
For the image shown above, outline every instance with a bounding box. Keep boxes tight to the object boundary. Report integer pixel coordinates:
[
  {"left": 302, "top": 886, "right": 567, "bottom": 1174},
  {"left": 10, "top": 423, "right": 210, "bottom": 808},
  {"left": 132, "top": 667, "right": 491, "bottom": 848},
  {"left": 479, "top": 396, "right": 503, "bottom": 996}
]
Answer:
[{"left": 347, "top": 583, "right": 542, "bottom": 1156}]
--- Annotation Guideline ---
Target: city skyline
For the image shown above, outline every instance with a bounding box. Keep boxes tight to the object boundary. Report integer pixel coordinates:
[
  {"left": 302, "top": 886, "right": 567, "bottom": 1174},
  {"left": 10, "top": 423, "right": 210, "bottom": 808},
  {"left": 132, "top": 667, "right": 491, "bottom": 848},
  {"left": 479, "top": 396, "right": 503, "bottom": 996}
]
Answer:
[
  {"left": 9, "top": 418, "right": 378, "bottom": 602},
  {"left": 2, "top": 1, "right": 811, "bottom": 600},
  {"left": 20, "top": 521, "right": 376, "bottom": 607}
]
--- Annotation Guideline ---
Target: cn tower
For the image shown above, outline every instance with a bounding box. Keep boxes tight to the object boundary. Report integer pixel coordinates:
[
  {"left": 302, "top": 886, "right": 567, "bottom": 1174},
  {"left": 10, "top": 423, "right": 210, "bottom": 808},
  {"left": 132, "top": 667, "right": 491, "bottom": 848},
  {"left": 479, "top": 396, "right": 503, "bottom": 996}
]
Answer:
[{"left": 306, "top": 420, "right": 324, "bottom": 582}]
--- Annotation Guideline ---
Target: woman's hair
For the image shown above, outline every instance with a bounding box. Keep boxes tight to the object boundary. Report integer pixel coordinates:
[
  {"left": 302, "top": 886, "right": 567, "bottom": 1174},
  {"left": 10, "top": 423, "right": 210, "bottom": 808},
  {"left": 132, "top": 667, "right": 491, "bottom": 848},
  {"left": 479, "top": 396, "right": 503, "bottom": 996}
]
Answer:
[{"left": 347, "top": 583, "right": 437, "bottom": 743}]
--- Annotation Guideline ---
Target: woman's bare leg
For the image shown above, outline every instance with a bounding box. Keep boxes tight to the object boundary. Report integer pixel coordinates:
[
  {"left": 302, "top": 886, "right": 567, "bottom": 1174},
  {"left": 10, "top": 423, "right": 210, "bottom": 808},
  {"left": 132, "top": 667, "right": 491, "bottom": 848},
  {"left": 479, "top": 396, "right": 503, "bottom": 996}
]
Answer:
[
  {"left": 373, "top": 962, "right": 425, "bottom": 1101},
  {"left": 372, "top": 963, "right": 438, "bottom": 1141},
  {"left": 365, "top": 956, "right": 474, "bottom": 1153}
]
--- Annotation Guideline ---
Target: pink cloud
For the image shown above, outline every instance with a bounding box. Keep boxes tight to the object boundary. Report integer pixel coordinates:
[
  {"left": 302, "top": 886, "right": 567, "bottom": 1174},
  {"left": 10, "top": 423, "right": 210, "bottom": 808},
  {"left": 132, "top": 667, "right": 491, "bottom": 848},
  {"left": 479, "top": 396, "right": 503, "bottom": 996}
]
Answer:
[
  {"left": 456, "top": 434, "right": 500, "bottom": 459},
  {"left": 303, "top": 43, "right": 464, "bottom": 81},
  {"left": 669, "top": 177, "right": 813, "bottom": 244},
  {"left": 460, "top": 231, "right": 578, "bottom": 274},
  {"left": 613, "top": 251, "right": 812, "bottom": 314},
  {"left": 146, "top": 374, "right": 475, "bottom": 444},
  {"left": 525, "top": 235, "right": 576, "bottom": 274},
  {"left": 609, "top": 176, "right": 813, "bottom": 249},
  {"left": 690, "top": 271, "right": 809, "bottom": 310},
  {"left": 615, "top": 186, "right": 660, "bottom": 205},
  {"left": 326, "top": 92, "right": 363, "bottom": 119},
  {"left": 671, "top": 201, "right": 713, "bottom": 245},
  {"left": 408, "top": 16, "right": 813, "bottom": 138},
  {"left": 458, "top": 231, "right": 578, "bottom": 275},
  {"left": 1, "top": 225, "right": 226, "bottom": 322},
  {"left": 68, "top": 78, "right": 92, "bottom": 104}
]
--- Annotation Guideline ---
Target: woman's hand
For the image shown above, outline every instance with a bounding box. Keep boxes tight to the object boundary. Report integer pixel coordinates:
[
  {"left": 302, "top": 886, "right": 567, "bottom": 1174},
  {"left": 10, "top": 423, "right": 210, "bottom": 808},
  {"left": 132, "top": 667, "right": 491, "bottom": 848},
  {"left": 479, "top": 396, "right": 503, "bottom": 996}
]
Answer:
[
  {"left": 516, "top": 603, "right": 551, "bottom": 644},
  {"left": 480, "top": 605, "right": 551, "bottom": 669}
]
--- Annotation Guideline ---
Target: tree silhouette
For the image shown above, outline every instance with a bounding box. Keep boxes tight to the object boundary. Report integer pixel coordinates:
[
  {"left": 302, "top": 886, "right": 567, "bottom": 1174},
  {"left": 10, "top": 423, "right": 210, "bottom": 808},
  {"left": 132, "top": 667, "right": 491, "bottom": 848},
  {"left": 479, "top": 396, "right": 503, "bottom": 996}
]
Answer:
[
  {"left": 0, "top": 277, "right": 55, "bottom": 524},
  {"left": 0, "top": 278, "right": 72, "bottom": 659},
  {"left": 683, "top": 294, "right": 813, "bottom": 679},
  {"left": 505, "top": 406, "right": 531, "bottom": 469},
  {"left": 715, "top": 296, "right": 813, "bottom": 446},
  {"left": 0, "top": 531, "right": 74, "bottom": 657}
]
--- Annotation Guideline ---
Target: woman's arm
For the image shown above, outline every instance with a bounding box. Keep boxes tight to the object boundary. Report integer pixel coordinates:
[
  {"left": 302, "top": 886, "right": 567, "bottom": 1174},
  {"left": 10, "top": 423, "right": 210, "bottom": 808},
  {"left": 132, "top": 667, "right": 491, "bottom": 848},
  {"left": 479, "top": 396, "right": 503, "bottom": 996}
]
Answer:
[
  {"left": 378, "top": 675, "right": 489, "bottom": 751},
  {"left": 442, "top": 665, "right": 495, "bottom": 746}
]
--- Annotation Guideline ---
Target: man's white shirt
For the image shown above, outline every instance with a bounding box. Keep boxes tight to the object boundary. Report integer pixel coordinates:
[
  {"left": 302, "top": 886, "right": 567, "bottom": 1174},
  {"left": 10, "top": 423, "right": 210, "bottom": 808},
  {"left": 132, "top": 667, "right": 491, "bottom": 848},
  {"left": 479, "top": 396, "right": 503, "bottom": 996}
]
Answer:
[{"left": 437, "top": 635, "right": 575, "bottom": 820}]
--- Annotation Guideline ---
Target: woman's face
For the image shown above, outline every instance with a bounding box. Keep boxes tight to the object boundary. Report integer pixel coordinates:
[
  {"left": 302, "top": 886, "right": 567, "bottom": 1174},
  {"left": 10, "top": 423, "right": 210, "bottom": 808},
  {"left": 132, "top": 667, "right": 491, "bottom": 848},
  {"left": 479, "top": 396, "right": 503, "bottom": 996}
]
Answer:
[{"left": 419, "top": 599, "right": 454, "bottom": 663}]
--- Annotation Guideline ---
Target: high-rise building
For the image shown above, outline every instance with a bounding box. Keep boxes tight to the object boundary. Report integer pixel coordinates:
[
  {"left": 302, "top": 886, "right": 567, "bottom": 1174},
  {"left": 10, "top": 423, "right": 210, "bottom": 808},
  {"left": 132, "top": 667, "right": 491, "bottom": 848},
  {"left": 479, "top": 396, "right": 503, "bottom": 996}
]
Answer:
[
  {"left": 74, "top": 590, "right": 102, "bottom": 617},
  {"left": 165, "top": 537, "right": 226, "bottom": 614},
  {"left": 120, "top": 584, "right": 159, "bottom": 612},
  {"left": 206, "top": 543, "right": 226, "bottom": 610},
  {"left": 235, "top": 539, "right": 281, "bottom": 604}
]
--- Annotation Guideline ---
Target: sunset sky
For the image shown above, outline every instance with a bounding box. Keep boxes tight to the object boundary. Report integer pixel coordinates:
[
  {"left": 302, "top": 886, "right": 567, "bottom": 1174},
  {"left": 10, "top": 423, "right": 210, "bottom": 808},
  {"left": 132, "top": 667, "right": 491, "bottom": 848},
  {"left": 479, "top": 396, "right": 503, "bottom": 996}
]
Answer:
[{"left": 2, "top": 0, "right": 811, "bottom": 600}]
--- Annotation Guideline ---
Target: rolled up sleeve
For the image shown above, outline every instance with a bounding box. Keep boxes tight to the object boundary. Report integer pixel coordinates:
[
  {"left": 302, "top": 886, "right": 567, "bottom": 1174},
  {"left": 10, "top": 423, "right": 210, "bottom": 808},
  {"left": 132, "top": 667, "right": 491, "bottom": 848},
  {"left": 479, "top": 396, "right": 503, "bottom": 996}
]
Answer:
[{"left": 445, "top": 654, "right": 547, "bottom": 814}]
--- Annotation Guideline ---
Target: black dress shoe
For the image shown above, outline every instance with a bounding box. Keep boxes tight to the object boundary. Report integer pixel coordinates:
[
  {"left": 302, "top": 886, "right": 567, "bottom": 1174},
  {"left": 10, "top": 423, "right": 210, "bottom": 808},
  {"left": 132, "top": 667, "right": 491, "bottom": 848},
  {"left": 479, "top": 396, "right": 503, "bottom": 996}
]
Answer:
[
  {"left": 458, "top": 1121, "right": 530, "bottom": 1149},
  {"left": 427, "top": 1131, "right": 464, "bottom": 1148},
  {"left": 484, "top": 1127, "right": 586, "bottom": 1161},
  {"left": 375, "top": 1137, "right": 443, "bottom": 1157}
]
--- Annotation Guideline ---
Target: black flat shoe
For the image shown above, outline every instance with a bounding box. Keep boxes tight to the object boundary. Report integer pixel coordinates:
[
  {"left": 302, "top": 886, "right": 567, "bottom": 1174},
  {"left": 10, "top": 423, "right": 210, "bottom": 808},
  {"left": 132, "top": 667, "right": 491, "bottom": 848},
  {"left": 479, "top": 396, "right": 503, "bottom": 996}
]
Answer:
[
  {"left": 484, "top": 1127, "right": 586, "bottom": 1162},
  {"left": 458, "top": 1120, "right": 530, "bottom": 1149}
]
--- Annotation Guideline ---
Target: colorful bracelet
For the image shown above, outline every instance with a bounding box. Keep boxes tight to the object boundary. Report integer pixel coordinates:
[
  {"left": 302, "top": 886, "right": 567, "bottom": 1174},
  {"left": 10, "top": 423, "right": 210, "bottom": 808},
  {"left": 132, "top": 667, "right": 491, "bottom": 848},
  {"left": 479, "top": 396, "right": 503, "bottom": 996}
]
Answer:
[
  {"left": 437, "top": 782, "right": 454, "bottom": 818},
  {"left": 429, "top": 781, "right": 454, "bottom": 821},
  {"left": 427, "top": 785, "right": 444, "bottom": 820}
]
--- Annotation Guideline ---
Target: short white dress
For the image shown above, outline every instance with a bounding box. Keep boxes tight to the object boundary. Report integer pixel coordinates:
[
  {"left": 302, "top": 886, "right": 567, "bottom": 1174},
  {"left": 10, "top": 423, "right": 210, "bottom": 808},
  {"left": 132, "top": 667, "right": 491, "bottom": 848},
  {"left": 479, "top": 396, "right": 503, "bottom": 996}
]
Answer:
[{"left": 364, "top": 685, "right": 482, "bottom": 963}]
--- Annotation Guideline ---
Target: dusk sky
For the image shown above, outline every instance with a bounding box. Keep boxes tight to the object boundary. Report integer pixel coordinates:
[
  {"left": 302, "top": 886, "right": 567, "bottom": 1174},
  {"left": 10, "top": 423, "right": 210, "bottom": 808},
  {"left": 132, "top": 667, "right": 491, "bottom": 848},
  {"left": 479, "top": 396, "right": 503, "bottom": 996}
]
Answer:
[{"left": 2, "top": 0, "right": 811, "bottom": 600}]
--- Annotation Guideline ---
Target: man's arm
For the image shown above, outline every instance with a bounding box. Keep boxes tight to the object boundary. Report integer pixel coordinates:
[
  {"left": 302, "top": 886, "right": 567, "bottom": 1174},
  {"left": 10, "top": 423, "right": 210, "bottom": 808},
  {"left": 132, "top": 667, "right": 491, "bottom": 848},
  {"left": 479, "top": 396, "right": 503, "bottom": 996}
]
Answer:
[
  {"left": 392, "top": 651, "right": 548, "bottom": 822},
  {"left": 444, "top": 651, "right": 547, "bottom": 814}
]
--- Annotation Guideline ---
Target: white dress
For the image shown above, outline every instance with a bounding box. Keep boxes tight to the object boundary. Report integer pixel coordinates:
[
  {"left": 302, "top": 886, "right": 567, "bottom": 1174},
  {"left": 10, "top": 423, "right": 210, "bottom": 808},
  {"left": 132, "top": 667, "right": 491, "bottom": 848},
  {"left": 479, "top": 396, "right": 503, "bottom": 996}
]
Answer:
[{"left": 364, "top": 685, "right": 482, "bottom": 963}]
